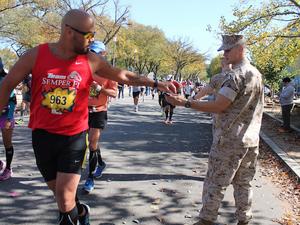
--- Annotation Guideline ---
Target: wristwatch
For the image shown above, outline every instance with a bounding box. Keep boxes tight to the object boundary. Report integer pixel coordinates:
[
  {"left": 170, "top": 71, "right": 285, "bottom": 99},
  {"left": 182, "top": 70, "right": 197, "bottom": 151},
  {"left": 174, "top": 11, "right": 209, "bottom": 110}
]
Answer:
[
  {"left": 184, "top": 100, "right": 191, "bottom": 108},
  {"left": 95, "top": 84, "right": 102, "bottom": 92}
]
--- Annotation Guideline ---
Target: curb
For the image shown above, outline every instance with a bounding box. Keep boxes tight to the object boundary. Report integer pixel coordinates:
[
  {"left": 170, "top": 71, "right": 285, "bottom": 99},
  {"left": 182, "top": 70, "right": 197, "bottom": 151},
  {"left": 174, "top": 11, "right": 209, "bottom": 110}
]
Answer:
[
  {"left": 263, "top": 111, "right": 300, "bottom": 133},
  {"left": 260, "top": 131, "right": 300, "bottom": 181}
]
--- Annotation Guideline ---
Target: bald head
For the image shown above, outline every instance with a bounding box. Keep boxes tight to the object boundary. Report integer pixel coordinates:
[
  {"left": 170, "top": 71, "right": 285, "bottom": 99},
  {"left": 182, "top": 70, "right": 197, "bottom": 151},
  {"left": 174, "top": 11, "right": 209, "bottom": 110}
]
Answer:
[
  {"left": 58, "top": 9, "right": 95, "bottom": 55},
  {"left": 62, "top": 9, "right": 94, "bottom": 31}
]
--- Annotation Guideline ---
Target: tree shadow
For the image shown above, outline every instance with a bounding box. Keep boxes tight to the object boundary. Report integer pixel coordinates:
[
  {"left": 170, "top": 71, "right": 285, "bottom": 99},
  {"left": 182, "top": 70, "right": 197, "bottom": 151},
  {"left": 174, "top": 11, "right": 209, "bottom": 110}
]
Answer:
[{"left": 0, "top": 98, "right": 281, "bottom": 224}]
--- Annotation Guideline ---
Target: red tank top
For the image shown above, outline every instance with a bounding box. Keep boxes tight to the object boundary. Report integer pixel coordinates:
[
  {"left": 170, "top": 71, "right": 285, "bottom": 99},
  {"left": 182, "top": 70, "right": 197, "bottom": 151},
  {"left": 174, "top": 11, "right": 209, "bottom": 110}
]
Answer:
[{"left": 29, "top": 43, "right": 93, "bottom": 135}]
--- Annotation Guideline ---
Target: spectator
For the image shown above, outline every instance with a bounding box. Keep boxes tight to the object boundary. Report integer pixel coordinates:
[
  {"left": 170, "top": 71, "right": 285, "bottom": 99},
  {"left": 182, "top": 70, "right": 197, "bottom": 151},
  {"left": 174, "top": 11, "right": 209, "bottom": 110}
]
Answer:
[
  {"left": 83, "top": 41, "right": 117, "bottom": 193},
  {"left": 117, "top": 83, "right": 124, "bottom": 99},
  {"left": 278, "top": 77, "right": 295, "bottom": 133}
]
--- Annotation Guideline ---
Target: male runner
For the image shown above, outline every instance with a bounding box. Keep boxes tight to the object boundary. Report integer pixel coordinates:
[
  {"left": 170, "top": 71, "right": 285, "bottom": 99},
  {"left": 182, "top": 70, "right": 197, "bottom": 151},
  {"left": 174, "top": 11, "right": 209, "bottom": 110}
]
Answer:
[
  {"left": 0, "top": 9, "right": 175, "bottom": 225},
  {"left": 83, "top": 41, "right": 117, "bottom": 193}
]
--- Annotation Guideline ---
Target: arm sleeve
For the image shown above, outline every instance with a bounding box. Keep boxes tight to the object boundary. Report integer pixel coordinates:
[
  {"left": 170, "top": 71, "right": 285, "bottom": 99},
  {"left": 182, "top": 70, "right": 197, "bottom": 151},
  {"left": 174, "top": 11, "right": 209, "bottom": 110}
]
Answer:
[
  {"left": 209, "top": 73, "right": 221, "bottom": 90},
  {"left": 218, "top": 75, "right": 239, "bottom": 102}
]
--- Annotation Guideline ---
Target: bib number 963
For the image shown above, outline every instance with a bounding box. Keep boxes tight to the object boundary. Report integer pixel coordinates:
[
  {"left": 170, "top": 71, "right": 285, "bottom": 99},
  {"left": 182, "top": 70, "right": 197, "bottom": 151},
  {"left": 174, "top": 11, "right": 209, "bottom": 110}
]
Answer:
[{"left": 50, "top": 95, "right": 67, "bottom": 105}]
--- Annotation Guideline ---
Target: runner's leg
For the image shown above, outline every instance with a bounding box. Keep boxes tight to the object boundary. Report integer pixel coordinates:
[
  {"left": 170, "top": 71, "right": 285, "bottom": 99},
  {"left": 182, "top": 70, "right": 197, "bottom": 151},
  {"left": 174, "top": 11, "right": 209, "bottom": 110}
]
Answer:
[{"left": 2, "top": 128, "right": 14, "bottom": 169}]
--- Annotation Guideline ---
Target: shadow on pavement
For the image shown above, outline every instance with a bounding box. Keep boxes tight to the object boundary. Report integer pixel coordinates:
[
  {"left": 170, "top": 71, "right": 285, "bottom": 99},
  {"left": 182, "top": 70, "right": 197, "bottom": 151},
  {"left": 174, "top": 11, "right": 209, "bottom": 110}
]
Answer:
[{"left": 0, "top": 97, "right": 280, "bottom": 224}]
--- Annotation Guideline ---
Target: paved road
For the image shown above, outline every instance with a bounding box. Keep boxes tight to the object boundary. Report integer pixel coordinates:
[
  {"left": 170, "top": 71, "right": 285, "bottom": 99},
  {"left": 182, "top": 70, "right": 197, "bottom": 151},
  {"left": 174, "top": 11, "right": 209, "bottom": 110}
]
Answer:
[{"left": 0, "top": 95, "right": 290, "bottom": 225}]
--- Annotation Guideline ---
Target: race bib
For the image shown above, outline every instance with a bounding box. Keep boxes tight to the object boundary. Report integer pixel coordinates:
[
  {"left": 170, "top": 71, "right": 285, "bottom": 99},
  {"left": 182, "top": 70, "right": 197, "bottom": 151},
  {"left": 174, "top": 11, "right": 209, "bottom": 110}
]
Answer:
[
  {"left": 42, "top": 88, "right": 76, "bottom": 113},
  {"left": 89, "top": 85, "right": 101, "bottom": 98}
]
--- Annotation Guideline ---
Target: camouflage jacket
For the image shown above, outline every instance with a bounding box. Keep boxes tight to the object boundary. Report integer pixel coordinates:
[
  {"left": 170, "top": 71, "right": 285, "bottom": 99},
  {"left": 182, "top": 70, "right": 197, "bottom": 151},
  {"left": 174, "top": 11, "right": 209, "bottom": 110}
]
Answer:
[{"left": 212, "top": 59, "right": 264, "bottom": 148}]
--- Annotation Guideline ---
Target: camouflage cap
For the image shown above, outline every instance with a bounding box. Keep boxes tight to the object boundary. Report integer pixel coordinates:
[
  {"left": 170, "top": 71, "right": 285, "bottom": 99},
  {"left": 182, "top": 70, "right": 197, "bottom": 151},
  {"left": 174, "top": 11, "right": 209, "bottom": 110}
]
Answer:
[{"left": 217, "top": 34, "right": 245, "bottom": 51}]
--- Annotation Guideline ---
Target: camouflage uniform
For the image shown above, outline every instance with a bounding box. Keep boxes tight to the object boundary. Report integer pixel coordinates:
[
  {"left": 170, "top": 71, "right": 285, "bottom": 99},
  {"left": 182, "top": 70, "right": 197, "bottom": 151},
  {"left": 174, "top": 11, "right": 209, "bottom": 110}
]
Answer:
[
  {"left": 209, "top": 72, "right": 228, "bottom": 91},
  {"left": 208, "top": 71, "right": 230, "bottom": 131},
  {"left": 200, "top": 59, "right": 264, "bottom": 222}
]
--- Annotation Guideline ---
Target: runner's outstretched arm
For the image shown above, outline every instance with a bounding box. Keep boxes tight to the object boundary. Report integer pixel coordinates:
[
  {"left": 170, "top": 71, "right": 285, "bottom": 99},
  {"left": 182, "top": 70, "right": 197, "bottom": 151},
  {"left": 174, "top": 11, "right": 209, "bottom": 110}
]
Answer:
[{"left": 88, "top": 53, "right": 176, "bottom": 94}]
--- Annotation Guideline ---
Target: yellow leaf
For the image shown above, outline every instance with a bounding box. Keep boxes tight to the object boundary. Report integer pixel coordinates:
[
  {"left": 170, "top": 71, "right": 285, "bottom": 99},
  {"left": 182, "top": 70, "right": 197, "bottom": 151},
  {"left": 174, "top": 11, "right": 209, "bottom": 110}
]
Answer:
[{"left": 42, "top": 88, "right": 76, "bottom": 112}]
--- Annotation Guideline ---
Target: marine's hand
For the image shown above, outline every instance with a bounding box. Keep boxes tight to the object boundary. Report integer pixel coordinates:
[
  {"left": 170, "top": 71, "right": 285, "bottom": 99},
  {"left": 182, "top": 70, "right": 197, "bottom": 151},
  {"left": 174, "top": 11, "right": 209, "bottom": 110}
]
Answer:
[{"left": 165, "top": 94, "right": 186, "bottom": 107}]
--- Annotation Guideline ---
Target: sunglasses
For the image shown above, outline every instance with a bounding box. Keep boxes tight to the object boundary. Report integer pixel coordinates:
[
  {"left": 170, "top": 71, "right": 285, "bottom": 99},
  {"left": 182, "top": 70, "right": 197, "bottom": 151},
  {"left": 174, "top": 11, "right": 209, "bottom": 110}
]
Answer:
[{"left": 66, "top": 24, "right": 95, "bottom": 40}]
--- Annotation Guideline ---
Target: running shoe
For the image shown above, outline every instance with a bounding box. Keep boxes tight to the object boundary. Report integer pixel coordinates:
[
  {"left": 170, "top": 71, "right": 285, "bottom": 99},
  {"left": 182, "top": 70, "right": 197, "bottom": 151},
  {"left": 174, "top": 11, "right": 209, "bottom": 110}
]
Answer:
[
  {"left": 83, "top": 178, "right": 94, "bottom": 193},
  {"left": 15, "top": 119, "right": 24, "bottom": 125},
  {"left": 0, "top": 160, "right": 5, "bottom": 173},
  {"left": 0, "top": 168, "right": 12, "bottom": 181},
  {"left": 78, "top": 203, "right": 90, "bottom": 225},
  {"left": 94, "top": 162, "right": 106, "bottom": 178}
]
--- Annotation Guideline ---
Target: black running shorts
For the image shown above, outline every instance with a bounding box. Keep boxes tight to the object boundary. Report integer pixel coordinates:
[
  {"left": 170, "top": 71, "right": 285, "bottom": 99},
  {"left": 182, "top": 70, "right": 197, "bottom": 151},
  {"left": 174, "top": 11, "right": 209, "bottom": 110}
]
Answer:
[
  {"left": 88, "top": 111, "right": 107, "bottom": 129},
  {"left": 32, "top": 129, "right": 88, "bottom": 182},
  {"left": 22, "top": 92, "right": 31, "bottom": 102},
  {"left": 132, "top": 91, "right": 140, "bottom": 98}
]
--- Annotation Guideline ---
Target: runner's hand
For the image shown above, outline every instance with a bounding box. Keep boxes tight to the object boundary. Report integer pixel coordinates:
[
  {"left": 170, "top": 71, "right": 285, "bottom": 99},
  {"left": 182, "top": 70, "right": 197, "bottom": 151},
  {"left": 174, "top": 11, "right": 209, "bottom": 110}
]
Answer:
[{"left": 157, "top": 81, "right": 176, "bottom": 94}]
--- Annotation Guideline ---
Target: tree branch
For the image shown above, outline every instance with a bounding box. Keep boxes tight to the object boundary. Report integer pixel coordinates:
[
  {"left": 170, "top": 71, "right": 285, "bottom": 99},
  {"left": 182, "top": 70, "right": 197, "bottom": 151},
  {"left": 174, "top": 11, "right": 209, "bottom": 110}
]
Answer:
[
  {"left": 289, "top": 0, "right": 300, "bottom": 9},
  {"left": 85, "top": 0, "right": 109, "bottom": 12},
  {"left": 272, "top": 34, "right": 300, "bottom": 38},
  {"left": 0, "top": 1, "right": 35, "bottom": 13}
]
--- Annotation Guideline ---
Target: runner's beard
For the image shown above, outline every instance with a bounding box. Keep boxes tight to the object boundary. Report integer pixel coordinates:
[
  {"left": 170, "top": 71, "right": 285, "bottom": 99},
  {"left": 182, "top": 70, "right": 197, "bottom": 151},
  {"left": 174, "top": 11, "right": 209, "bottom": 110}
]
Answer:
[
  {"left": 74, "top": 47, "right": 88, "bottom": 55},
  {"left": 73, "top": 41, "right": 89, "bottom": 55}
]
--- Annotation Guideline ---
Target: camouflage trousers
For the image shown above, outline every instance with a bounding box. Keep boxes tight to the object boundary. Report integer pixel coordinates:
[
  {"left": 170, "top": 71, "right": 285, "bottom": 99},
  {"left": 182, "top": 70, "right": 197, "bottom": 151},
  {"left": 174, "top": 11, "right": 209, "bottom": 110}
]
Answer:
[{"left": 199, "top": 144, "right": 259, "bottom": 222}]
